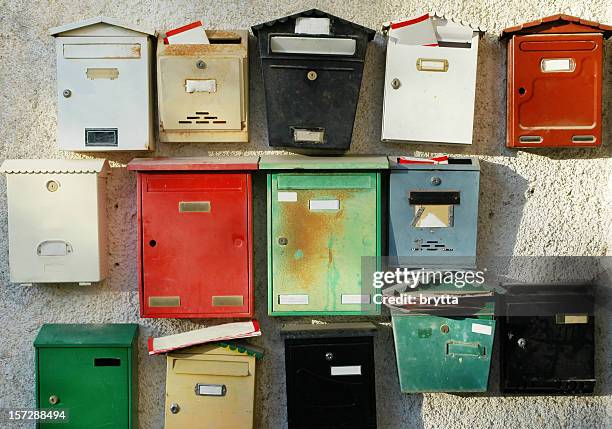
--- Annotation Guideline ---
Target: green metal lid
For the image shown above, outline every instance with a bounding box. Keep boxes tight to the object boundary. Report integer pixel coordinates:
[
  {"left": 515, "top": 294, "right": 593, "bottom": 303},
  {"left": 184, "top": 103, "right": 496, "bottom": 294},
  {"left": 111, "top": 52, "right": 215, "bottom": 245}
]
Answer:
[
  {"left": 259, "top": 155, "right": 388, "bottom": 170},
  {"left": 34, "top": 324, "right": 138, "bottom": 348}
]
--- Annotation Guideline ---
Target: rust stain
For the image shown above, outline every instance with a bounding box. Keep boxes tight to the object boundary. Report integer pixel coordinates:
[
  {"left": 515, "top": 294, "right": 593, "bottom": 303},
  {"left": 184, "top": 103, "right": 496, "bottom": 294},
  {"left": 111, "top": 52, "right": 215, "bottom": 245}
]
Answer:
[
  {"left": 131, "top": 44, "right": 141, "bottom": 57},
  {"left": 276, "top": 187, "right": 349, "bottom": 293},
  {"left": 158, "top": 30, "right": 247, "bottom": 56}
]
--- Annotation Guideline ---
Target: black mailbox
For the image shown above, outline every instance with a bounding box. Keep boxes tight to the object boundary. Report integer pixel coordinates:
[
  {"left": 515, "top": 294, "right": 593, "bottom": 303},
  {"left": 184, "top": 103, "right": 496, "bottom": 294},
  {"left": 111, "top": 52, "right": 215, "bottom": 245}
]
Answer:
[
  {"left": 499, "top": 283, "right": 595, "bottom": 395},
  {"left": 281, "top": 323, "right": 377, "bottom": 429},
  {"left": 252, "top": 9, "right": 375, "bottom": 152}
]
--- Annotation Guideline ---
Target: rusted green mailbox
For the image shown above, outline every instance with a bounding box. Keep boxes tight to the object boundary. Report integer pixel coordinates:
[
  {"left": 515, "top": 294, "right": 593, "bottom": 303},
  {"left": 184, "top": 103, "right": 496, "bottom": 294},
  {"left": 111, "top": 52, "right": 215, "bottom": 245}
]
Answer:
[
  {"left": 34, "top": 324, "right": 138, "bottom": 428},
  {"left": 261, "top": 156, "right": 387, "bottom": 316}
]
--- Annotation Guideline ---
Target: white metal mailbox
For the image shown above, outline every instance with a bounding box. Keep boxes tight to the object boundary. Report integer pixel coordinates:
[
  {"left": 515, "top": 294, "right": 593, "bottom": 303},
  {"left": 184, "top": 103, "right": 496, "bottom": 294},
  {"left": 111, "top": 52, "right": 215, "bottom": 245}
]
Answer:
[
  {"left": 382, "top": 13, "right": 484, "bottom": 144},
  {"left": 49, "top": 17, "right": 154, "bottom": 151},
  {"left": 0, "top": 159, "right": 110, "bottom": 285},
  {"left": 157, "top": 30, "right": 249, "bottom": 143}
]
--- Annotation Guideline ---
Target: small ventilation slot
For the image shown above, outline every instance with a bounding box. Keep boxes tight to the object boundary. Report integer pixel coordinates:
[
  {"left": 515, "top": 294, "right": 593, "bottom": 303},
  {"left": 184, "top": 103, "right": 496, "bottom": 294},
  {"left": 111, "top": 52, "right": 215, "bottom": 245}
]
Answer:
[
  {"left": 413, "top": 240, "right": 453, "bottom": 252},
  {"left": 572, "top": 135, "right": 596, "bottom": 144},
  {"left": 178, "top": 111, "right": 227, "bottom": 127},
  {"left": 519, "top": 136, "right": 543, "bottom": 143}
]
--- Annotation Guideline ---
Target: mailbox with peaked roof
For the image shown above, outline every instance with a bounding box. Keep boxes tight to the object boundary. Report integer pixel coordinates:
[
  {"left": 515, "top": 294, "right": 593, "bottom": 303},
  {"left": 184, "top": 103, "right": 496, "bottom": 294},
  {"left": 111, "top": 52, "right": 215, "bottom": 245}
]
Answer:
[
  {"left": 50, "top": 17, "right": 154, "bottom": 151},
  {"left": 0, "top": 159, "right": 110, "bottom": 285},
  {"left": 128, "top": 157, "right": 257, "bottom": 318},
  {"left": 501, "top": 14, "right": 612, "bottom": 148},
  {"left": 252, "top": 9, "right": 375, "bottom": 151}
]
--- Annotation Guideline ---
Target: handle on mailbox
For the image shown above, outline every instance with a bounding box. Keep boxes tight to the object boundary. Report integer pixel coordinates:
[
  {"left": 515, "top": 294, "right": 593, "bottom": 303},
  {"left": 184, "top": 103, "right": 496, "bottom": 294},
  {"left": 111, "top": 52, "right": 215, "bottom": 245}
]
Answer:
[
  {"left": 446, "top": 341, "right": 485, "bottom": 357},
  {"left": 37, "top": 240, "right": 72, "bottom": 256},
  {"left": 195, "top": 383, "right": 226, "bottom": 396}
]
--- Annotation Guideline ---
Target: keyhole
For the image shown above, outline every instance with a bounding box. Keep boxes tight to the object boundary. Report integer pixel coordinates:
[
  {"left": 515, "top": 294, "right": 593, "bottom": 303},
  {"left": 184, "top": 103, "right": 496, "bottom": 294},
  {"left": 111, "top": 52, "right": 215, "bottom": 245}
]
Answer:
[
  {"left": 518, "top": 87, "right": 526, "bottom": 95},
  {"left": 149, "top": 240, "right": 157, "bottom": 247}
]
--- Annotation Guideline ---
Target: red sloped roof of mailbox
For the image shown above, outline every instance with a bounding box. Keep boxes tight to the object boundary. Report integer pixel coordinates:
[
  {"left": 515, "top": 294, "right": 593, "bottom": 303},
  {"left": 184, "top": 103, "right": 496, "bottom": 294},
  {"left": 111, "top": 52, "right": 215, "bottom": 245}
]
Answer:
[{"left": 501, "top": 14, "right": 612, "bottom": 38}]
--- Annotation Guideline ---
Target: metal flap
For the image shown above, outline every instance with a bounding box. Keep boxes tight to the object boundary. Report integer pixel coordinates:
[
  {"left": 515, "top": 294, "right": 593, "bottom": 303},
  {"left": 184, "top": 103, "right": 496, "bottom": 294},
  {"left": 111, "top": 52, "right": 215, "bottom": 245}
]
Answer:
[
  {"left": 1, "top": 159, "right": 110, "bottom": 175},
  {"left": 172, "top": 359, "right": 250, "bottom": 377},
  {"left": 389, "top": 156, "right": 480, "bottom": 171},
  {"left": 128, "top": 156, "right": 259, "bottom": 171},
  {"left": 260, "top": 155, "right": 388, "bottom": 170}
]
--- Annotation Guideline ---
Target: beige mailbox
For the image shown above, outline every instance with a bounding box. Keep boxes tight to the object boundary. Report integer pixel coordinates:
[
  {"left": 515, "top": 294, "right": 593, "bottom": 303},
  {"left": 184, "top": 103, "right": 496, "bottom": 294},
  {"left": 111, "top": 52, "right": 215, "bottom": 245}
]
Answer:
[
  {"left": 49, "top": 17, "right": 154, "bottom": 151},
  {"left": 157, "top": 30, "right": 249, "bottom": 143},
  {"left": 0, "top": 159, "right": 110, "bottom": 285}
]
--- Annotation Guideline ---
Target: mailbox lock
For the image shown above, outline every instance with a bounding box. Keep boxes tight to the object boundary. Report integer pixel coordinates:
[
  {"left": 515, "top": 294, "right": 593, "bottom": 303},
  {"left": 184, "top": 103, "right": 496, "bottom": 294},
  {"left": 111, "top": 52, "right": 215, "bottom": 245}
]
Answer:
[
  {"left": 391, "top": 78, "right": 401, "bottom": 89},
  {"left": 307, "top": 71, "right": 318, "bottom": 81},
  {"left": 517, "top": 338, "right": 527, "bottom": 348},
  {"left": 170, "top": 403, "right": 180, "bottom": 414},
  {"left": 278, "top": 237, "right": 288, "bottom": 246},
  {"left": 49, "top": 395, "right": 59, "bottom": 405},
  {"left": 62, "top": 89, "right": 72, "bottom": 98},
  {"left": 325, "top": 352, "right": 334, "bottom": 361},
  {"left": 196, "top": 60, "right": 206, "bottom": 69},
  {"left": 46, "top": 180, "right": 60, "bottom": 192},
  {"left": 431, "top": 177, "right": 442, "bottom": 186},
  {"left": 440, "top": 324, "right": 449, "bottom": 334}
]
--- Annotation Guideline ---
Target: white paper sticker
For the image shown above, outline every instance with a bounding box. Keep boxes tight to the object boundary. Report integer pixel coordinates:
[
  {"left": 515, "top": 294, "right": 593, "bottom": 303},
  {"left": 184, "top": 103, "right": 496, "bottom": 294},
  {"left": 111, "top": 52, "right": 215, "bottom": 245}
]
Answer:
[
  {"left": 278, "top": 192, "right": 297, "bottom": 202},
  {"left": 279, "top": 294, "right": 309, "bottom": 305},
  {"left": 185, "top": 79, "right": 216, "bottom": 93},
  {"left": 270, "top": 36, "right": 356, "bottom": 55},
  {"left": 331, "top": 365, "right": 362, "bottom": 376},
  {"left": 295, "top": 17, "right": 331, "bottom": 35},
  {"left": 471, "top": 323, "right": 492, "bottom": 336},
  {"left": 341, "top": 294, "right": 371, "bottom": 304},
  {"left": 309, "top": 199, "right": 340, "bottom": 210}
]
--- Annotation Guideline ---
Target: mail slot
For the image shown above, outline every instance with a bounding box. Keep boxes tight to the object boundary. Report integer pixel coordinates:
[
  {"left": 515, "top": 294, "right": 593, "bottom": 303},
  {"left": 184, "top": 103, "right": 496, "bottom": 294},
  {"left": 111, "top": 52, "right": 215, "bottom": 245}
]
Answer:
[
  {"left": 499, "top": 283, "right": 595, "bottom": 394},
  {"left": 157, "top": 30, "right": 248, "bottom": 142},
  {"left": 388, "top": 157, "right": 480, "bottom": 269},
  {"left": 382, "top": 13, "right": 484, "bottom": 144},
  {"left": 165, "top": 342, "right": 262, "bottom": 429},
  {"left": 128, "top": 157, "right": 258, "bottom": 318},
  {"left": 252, "top": 9, "right": 375, "bottom": 151},
  {"left": 0, "top": 159, "right": 109, "bottom": 285},
  {"left": 389, "top": 282, "right": 495, "bottom": 392},
  {"left": 501, "top": 14, "right": 612, "bottom": 148},
  {"left": 260, "top": 156, "right": 388, "bottom": 316},
  {"left": 49, "top": 17, "right": 154, "bottom": 151},
  {"left": 34, "top": 323, "right": 138, "bottom": 428},
  {"left": 282, "top": 323, "right": 377, "bottom": 428}
]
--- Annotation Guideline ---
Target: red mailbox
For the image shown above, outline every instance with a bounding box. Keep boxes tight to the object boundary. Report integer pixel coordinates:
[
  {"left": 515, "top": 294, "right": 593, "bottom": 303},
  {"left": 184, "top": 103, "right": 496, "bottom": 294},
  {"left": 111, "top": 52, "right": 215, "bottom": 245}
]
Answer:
[
  {"left": 128, "top": 157, "right": 258, "bottom": 318},
  {"left": 502, "top": 15, "right": 611, "bottom": 148}
]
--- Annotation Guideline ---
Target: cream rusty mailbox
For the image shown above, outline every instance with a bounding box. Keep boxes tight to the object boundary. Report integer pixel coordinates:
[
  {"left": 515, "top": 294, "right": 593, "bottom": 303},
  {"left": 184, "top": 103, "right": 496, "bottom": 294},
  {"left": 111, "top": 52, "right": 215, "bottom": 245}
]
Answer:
[
  {"left": 157, "top": 29, "right": 249, "bottom": 143},
  {"left": 164, "top": 342, "right": 262, "bottom": 429},
  {"left": 261, "top": 156, "right": 387, "bottom": 316},
  {"left": 252, "top": 9, "right": 375, "bottom": 151},
  {"left": 382, "top": 13, "right": 484, "bottom": 144},
  {"left": 502, "top": 15, "right": 611, "bottom": 148},
  {"left": 128, "top": 157, "right": 257, "bottom": 318},
  {"left": 49, "top": 16, "right": 154, "bottom": 151},
  {"left": 0, "top": 159, "right": 109, "bottom": 285}
]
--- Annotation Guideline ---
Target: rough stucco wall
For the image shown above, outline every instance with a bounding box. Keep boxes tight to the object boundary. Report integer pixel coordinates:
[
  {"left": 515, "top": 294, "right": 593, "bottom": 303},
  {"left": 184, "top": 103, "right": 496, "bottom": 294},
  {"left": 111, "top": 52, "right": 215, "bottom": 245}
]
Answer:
[{"left": 0, "top": 0, "right": 611, "bottom": 428}]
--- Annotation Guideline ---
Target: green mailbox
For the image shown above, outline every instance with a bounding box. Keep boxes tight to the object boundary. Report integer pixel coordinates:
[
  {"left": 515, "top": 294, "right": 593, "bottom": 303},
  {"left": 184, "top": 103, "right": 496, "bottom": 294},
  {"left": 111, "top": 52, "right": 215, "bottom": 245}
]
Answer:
[
  {"left": 390, "top": 283, "right": 495, "bottom": 393},
  {"left": 34, "top": 324, "right": 138, "bottom": 428},
  {"left": 261, "top": 155, "right": 387, "bottom": 316}
]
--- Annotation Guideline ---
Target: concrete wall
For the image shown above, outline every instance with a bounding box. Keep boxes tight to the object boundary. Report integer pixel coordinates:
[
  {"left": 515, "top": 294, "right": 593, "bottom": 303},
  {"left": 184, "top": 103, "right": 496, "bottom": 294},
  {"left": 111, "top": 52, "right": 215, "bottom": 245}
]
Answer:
[{"left": 0, "top": 1, "right": 610, "bottom": 427}]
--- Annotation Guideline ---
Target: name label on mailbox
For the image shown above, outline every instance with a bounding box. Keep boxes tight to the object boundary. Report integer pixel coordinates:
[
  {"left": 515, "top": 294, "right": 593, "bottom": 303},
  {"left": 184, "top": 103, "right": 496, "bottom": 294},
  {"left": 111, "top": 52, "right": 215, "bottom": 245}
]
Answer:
[
  {"left": 195, "top": 384, "right": 226, "bottom": 396},
  {"left": 330, "top": 365, "right": 362, "bottom": 376},
  {"left": 279, "top": 294, "right": 309, "bottom": 305}
]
